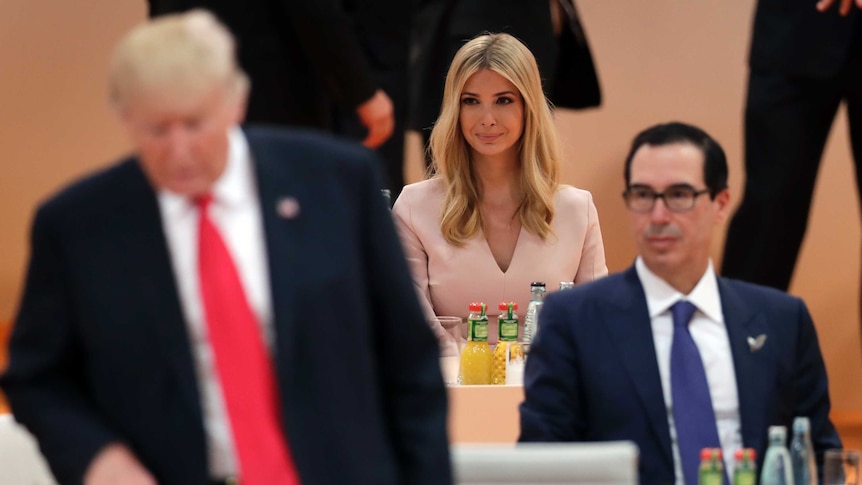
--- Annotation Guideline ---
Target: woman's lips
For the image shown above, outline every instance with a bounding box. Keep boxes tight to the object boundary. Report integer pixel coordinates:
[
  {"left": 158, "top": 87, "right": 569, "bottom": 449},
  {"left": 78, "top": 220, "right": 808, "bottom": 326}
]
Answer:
[{"left": 476, "top": 133, "right": 502, "bottom": 142}]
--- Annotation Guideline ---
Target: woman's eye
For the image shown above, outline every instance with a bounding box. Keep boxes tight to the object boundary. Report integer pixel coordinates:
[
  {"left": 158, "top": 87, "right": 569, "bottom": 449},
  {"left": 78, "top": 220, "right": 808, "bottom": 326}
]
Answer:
[
  {"left": 497, "top": 97, "right": 514, "bottom": 104},
  {"left": 460, "top": 97, "right": 478, "bottom": 105}
]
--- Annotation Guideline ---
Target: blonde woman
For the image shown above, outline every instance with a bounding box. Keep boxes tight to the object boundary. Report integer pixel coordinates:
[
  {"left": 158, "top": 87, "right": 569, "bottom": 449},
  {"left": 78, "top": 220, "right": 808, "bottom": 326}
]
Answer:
[{"left": 393, "top": 33, "right": 607, "bottom": 342}]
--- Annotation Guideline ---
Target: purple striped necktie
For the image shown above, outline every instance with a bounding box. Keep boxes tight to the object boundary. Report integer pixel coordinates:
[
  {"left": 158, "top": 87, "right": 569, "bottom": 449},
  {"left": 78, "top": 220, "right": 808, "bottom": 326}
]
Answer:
[{"left": 670, "top": 300, "right": 726, "bottom": 485}]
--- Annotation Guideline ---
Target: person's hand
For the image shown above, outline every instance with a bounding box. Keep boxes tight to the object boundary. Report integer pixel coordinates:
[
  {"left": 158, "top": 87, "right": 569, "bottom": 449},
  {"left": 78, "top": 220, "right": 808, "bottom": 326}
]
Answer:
[
  {"left": 84, "top": 443, "right": 157, "bottom": 485},
  {"left": 356, "top": 89, "right": 394, "bottom": 149},
  {"left": 816, "top": 0, "right": 862, "bottom": 16}
]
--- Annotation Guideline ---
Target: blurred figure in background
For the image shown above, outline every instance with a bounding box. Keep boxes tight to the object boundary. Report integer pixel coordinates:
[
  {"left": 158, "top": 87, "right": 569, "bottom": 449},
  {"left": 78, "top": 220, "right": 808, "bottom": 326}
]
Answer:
[
  {"left": 147, "top": 0, "right": 407, "bottom": 198},
  {"left": 722, "top": 0, "right": 862, "bottom": 293},
  {"left": 393, "top": 33, "right": 607, "bottom": 342},
  {"left": 409, "top": 0, "right": 601, "bottom": 157},
  {"left": 1, "top": 10, "right": 450, "bottom": 485},
  {"left": 331, "top": 0, "right": 413, "bottom": 201}
]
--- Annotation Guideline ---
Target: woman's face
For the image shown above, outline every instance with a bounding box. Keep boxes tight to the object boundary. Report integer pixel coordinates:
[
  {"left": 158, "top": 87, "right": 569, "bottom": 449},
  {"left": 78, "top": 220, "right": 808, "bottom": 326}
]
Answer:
[{"left": 459, "top": 69, "right": 524, "bottom": 165}]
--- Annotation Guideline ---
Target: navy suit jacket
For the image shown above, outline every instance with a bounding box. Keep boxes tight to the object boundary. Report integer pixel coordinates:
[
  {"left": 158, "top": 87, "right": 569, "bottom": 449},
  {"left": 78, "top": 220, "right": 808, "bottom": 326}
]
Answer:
[
  {"left": 1, "top": 127, "right": 451, "bottom": 484},
  {"left": 519, "top": 266, "right": 841, "bottom": 485}
]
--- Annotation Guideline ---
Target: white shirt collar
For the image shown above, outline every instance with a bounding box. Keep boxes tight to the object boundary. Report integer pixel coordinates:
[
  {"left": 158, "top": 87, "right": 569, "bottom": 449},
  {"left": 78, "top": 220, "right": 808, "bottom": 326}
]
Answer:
[
  {"left": 157, "top": 126, "right": 253, "bottom": 213},
  {"left": 635, "top": 256, "right": 724, "bottom": 324}
]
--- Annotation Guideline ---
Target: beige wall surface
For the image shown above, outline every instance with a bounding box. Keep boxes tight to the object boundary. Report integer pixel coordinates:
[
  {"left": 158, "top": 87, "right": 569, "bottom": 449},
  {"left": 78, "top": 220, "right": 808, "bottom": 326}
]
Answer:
[
  {"left": 0, "top": 1, "right": 145, "bottom": 318},
  {"left": 1, "top": 0, "right": 859, "bottom": 419}
]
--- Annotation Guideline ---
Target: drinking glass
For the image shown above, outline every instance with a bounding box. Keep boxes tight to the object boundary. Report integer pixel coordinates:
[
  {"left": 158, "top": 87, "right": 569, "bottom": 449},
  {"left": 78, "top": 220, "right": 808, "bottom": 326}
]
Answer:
[
  {"left": 824, "top": 449, "right": 860, "bottom": 485},
  {"left": 433, "top": 316, "right": 463, "bottom": 385},
  {"left": 503, "top": 341, "right": 526, "bottom": 386}
]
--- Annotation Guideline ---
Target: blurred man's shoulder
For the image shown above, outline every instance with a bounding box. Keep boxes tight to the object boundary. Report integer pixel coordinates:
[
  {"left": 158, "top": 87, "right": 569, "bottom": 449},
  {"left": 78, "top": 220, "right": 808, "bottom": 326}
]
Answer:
[
  {"left": 38, "top": 157, "right": 143, "bottom": 216},
  {"left": 243, "top": 125, "right": 374, "bottom": 163},
  {"left": 719, "top": 276, "right": 805, "bottom": 307}
]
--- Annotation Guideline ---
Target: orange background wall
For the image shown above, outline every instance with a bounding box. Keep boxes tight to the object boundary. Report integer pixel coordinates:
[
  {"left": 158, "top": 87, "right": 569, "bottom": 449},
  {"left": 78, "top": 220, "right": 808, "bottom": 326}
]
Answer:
[{"left": 1, "top": 1, "right": 860, "bottom": 440}]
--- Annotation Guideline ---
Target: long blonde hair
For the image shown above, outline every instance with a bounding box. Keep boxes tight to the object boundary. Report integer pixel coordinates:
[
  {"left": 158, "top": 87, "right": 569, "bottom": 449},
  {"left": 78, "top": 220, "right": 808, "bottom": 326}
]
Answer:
[{"left": 429, "top": 33, "right": 561, "bottom": 246}]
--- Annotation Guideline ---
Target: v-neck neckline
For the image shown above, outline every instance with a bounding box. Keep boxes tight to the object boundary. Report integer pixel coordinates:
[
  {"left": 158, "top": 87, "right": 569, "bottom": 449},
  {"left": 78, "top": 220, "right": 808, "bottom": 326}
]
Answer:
[{"left": 481, "top": 224, "right": 525, "bottom": 274}]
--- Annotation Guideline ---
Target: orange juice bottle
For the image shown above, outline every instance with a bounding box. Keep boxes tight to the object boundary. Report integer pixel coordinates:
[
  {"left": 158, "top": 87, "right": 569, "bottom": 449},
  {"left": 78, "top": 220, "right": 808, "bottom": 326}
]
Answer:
[
  {"left": 492, "top": 302, "right": 520, "bottom": 385},
  {"left": 459, "top": 302, "right": 492, "bottom": 385}
]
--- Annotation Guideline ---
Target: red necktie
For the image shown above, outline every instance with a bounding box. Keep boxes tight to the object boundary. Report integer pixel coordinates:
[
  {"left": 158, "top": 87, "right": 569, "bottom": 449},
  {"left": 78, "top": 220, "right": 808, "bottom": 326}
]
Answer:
[{"left": 197, "top": 194, "right": 301, "bottom": 485}]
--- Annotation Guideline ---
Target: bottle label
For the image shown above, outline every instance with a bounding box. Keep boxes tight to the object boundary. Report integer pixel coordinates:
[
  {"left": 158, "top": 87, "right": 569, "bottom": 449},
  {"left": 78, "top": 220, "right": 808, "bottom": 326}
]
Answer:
[
  {"left": 523, "top": 301, "right": 542, "bottom": 345},
  {"left": 499, "top": 319, "right": 518, "bottom": 340},
  {"left": 733, "top": 470, "right": 756, "bottom": 485},
  {"left": 469, "top": 319, "right": 489, "bottom": 341},
  {"left": 699, "top": 472, "right": 722, "bottom": 485}
]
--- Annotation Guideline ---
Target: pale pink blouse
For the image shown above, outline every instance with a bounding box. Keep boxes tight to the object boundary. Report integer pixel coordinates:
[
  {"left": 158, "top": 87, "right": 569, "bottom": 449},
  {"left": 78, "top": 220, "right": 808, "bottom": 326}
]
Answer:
[{"left": 392, "top": 178, "right": 608, "bottom": 342}]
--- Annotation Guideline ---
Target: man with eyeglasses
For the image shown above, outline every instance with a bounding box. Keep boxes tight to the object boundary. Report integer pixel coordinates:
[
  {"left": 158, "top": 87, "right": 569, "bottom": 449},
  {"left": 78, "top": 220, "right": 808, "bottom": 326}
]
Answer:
[{"left": 519, "top": 122, "right": 841, "bottom": 485}]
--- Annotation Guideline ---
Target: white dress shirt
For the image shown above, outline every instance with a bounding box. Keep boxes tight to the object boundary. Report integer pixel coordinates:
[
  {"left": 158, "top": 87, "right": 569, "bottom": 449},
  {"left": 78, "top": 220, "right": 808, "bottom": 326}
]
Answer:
[
  {"left": 158, "top": 127, "right": 273, "bottom": 479},
  {"left": 635, "top": 257, "right": 742, "bottom": 483}
]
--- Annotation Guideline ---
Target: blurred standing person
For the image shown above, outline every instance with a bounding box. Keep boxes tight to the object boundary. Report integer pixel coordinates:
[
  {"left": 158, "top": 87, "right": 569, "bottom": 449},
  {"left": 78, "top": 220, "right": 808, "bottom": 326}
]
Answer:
[
  {"left": 722, "top": 0, "right": 862, "bottom": 292},
  {"left": 393, "top": 34, "right": 607, "bottom": 342},
  {"left": 147, "top": 0, "right": 401, "bottom": 189},
  {"left": 409, "top": 0, "right": 602, "bottom": 155},
  {"left": 0, "top": 11, "right": 450, "bottom": 485},
  {"left": 332, "top": 0, "right": 413, "bottom": 201}
]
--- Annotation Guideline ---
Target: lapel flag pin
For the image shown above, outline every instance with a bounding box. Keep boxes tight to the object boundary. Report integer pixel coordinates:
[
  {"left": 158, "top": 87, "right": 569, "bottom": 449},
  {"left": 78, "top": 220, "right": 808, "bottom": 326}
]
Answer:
[
  {"left": 276, "top": 197, "right": 300, "bottom": 219},
  {"left": 747, "top": 334, "right": 767, "bottom": 352}
]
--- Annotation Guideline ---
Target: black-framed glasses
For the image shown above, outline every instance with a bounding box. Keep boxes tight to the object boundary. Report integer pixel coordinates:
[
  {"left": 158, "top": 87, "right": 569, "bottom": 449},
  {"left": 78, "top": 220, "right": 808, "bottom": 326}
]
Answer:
[{"left": 622, "top": 184, "right": 711, "bottom": 213}]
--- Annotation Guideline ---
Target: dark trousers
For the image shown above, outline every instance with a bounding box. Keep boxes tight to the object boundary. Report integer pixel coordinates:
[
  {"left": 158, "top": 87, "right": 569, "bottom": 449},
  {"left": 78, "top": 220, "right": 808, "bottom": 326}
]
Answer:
[
  {"left": 333, "top": 67, "right": 407, "bottom": 202},
  {"left": 721, "top": 43, "right": 862, "bottom": 290}
]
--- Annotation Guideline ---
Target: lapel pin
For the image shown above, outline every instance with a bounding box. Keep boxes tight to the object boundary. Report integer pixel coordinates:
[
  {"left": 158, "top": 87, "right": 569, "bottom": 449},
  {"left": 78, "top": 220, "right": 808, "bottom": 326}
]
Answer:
[
  {"left": 276, "top": 197, "right": 300, "bottom": 220},
  {"left": 747, "top": 334, "right": 767, "bottom": 352}
]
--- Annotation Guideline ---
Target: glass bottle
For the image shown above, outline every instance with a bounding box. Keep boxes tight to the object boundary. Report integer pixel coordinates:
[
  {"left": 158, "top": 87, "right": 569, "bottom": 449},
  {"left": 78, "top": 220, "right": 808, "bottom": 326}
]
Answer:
[
  {"left": 459, "top": 302, "right": 492, "bottom": 385},
  {"left": 523, "top": 282, "right": 546, "bottom": 346},
  {"left": 492, "top": 302, "right": 522, "bottom": 385},
  {"left": 760, "top": 426, "right": 795, "bottom": 485},
  {"left": 381, "top": 188, "right": 392, "bottom": 208},
  {"left": 699, "top": 448, "right": 724, "bottom": 485},
  {"left": 790, "top": 417, "right": 817, "bottom": 485},
  {"left": 734, "top": 448, "right": 758, "bottom": 485}
]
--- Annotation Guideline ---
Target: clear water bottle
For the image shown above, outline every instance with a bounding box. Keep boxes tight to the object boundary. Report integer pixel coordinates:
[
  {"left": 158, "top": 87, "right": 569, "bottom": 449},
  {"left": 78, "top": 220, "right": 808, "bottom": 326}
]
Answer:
[
  {"left": 790, "top": 417, "right": 817, "bottom": 485},
  {"left": 522, "top": 282, "right": 546, "bottom": 346},
  {"left": 761, "top": 426, "right": 795, "bottom": 485}
]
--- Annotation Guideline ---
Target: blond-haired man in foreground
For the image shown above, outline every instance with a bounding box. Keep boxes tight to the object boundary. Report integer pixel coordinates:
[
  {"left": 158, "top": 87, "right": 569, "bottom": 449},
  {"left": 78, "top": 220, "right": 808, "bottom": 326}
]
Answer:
[{"left": 1, "top": 10, "right": 450, "bottom": 485}]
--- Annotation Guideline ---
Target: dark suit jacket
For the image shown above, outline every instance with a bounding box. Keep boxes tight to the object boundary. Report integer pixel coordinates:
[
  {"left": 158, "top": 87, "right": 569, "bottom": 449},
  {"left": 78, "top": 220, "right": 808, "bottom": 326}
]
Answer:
[
  {"left": 332, "top": 0, "right": 413, "bottom": 195},
  {"left": 408, "top": 0, "right": 601, "bottom": 133},
  {"left": 147, "top": 0, "right": 380, "bottom": 128},
  {"left": 0, "top": 127, "right": 451, "bottom": 485},
  {"left": 749, "top": 0, "right": 860, "bottom": 78},
  {"left": 519, "top": 266, "right": 841, "bottom": 485}
]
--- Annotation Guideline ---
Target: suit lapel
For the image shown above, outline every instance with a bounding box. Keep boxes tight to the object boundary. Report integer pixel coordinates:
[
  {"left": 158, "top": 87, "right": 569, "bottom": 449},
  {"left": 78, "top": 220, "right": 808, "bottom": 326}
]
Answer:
[
  {"left": 117, "top": 161, "right": 203, "bottom": 424},
  {"left": 604, "top": 266, "right": 675, "bottom": 470},
  {"left": 718, "top": 278, "right": 770, "bottom": 454},
  {"left": 246, "top": 131, "right": 301, "bottom": 390}
]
